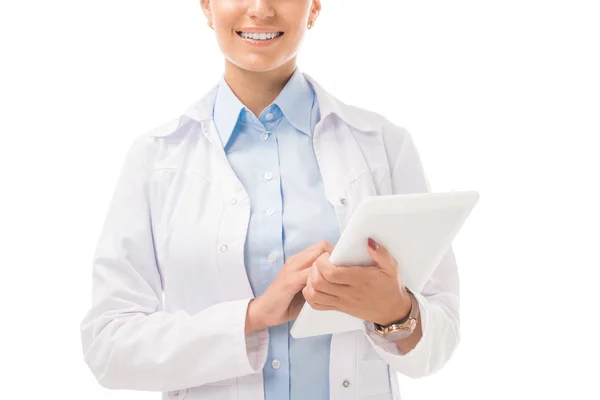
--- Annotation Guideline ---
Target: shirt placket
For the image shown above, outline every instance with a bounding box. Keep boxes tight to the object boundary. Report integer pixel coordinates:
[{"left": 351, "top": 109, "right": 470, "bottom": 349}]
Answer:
[{"left": 257, "top": 109, "right": 291, "bottom": 400}]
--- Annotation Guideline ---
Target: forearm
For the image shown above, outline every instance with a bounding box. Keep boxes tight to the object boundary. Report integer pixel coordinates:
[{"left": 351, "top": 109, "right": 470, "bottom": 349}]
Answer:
[
  {"left": 365, "top": 289, "right": 460, "bottom": 378},
  {"left": 378, "top": 292, "right": 423, "bottom": 354},
  {"left": 245, "top": 298, "right": 269, "bottom": 335},
  {"left": 82, "top": 298, "right": 268, "bottom": 391}
]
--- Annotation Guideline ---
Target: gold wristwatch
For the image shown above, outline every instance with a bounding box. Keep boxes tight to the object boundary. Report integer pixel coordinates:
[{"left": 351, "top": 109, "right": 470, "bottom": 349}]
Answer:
[{"left": 369, "top": 288, "right": 419, "bottom": 341}]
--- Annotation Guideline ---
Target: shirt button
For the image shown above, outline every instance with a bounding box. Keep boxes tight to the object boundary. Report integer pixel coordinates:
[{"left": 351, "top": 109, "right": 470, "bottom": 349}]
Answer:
[
  {"left": 271, "top": 359, "right": 281, "bottom": 369},
  {"left": 261, "top": 132, "right": 269, "bottom": 141},
  {"left": 264, "top": 172, "right": 274, "bottom": 181},
  {"left": 342, "top": 379, "right": 351, "bottom": 388},
  {"left": 266, "top": 208, "right": 274, "bottom": 216},
  {"left": 268, "top": 253, "right": 277, "bottom": 263},
  {"left": 340, "top": 198, "right": 347, "bottom": 205},
  {"left": 265, "top": 113, "right": 274, "bottom": 121},
  {"left": 220, "top": 245, "right": 228, "bottom": 252}
]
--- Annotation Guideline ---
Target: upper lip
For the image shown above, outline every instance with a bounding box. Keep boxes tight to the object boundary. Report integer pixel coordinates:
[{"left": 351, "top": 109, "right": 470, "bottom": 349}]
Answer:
[{"left": 236, "top": 28, "right": 284, "bottom": 33}]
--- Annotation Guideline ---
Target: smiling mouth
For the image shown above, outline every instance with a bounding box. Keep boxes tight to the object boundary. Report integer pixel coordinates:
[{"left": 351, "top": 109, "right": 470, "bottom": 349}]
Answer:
[{"left": 235, "top": 31, "right": 285, "bottom": 41}]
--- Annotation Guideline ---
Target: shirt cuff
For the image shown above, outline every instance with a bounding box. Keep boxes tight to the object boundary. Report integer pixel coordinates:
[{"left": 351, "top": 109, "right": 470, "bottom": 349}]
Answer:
[{"left": 245, "top": 326, "right": 269, "bottom": 371}]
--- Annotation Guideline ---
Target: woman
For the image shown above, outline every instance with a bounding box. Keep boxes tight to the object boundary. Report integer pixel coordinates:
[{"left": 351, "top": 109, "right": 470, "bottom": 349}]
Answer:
[{"left": 80, "top": 1, "right": 461, "bottom": 399}]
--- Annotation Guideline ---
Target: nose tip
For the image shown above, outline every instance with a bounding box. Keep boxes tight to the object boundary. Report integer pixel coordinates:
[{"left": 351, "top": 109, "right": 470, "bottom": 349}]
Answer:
[{"left": 247, "top": 0, "right": 276, "bottom": 19}]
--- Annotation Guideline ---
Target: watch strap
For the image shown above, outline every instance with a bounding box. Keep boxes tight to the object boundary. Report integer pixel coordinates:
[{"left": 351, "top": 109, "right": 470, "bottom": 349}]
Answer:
[{"left": 374, "top": 288, "right": 419, "bottom": 334}]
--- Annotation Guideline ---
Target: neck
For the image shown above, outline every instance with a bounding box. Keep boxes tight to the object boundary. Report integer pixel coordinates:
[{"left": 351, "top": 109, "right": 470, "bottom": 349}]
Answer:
[{"left": 223, "top": 58, "right": 297, "bottom": 118}]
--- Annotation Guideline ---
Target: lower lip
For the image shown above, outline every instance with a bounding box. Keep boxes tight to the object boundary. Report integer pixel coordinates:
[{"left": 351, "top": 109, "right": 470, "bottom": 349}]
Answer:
[{"left": 236, "top": 33, "right": 283, "bottom": 47}]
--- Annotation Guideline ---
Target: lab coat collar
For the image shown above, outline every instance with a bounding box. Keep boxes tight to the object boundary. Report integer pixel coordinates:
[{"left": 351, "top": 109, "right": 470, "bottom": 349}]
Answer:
[{"left": 150, "top": 72, "right": 376, "bottom": 138}]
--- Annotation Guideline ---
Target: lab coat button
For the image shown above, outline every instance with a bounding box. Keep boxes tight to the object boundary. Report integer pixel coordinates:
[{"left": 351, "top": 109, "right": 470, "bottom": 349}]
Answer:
[
  {"left": 220, "top": 245, "right": 228, "bottom": 252},
  {"left": 230, "top": 198, "right": 237, "bottom": 205},
  {"left": 340, "top": 198, "right": 347, "bottom": 205},
  {"left": 342, "top": 379, "right": 351, "bottom": 388},
  {"left": 169, "top": 389, "right": 187, "bottom": 399}
]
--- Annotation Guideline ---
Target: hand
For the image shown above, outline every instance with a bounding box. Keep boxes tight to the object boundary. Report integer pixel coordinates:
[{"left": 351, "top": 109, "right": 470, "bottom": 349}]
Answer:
[
  {"left": 246, "top": 240, "right": 335, "bottom": 334},
  {"left": 302, "top": 238, "right": 412, "bottom": 326}
]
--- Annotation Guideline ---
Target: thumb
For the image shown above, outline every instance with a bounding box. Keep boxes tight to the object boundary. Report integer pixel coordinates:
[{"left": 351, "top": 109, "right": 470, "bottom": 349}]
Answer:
[{"left": 367, "top": 238, "right": 396, "bottom": 272}]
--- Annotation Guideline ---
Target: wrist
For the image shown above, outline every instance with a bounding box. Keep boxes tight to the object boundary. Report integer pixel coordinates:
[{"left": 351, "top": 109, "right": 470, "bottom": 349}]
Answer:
[
  {"left": 245, "top": 297, "right": 268, "bottom": 336},
  {"left": 376, "top": 288, "right": 412, "bottom": 327}
]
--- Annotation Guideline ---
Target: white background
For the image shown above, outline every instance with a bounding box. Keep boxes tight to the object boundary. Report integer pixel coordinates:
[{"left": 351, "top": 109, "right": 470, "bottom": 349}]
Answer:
[{"left": 1, "top": 0, "right": 599, "bottom": 398}]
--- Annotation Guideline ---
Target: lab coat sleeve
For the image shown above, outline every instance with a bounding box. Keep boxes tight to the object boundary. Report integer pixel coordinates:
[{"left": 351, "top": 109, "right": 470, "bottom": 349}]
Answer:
[
  {"left": 79, "top": 135, "right": 269, "bottom": 391},
  {"left": 362, "top": 124, "right": 461, "bottom": 378}
]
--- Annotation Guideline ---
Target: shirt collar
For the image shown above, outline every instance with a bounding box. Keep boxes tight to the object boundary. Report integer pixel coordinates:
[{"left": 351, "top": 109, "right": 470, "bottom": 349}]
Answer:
[
  {"left": 212, "top": 76, "right": 245, "bottom": 148},
  {"left": 273, "top": 67, "right": 314, "bottom": 136},
  {"left": 212, "top": 67, "right": 315, "bottom": 148},
  {"left": 152, "top": 72, "right": 376, "bottom": 139}
]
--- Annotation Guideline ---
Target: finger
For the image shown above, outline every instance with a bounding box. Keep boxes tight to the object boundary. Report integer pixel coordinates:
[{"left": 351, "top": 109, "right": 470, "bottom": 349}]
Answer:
[
  {"left": 295, "top": 267, "right": 313, "bottom": 287},
  {"left": 308, "top": 267, "right": 342, "bottom": 301},
  {"left": 302, "top": 285, "right": 340, "bottom": 309},
  {"left": 287, "top": 265, "right": 317, "bottom": 295},
  {"left": 321, "top": 241, "right": 335, "bottom": 254},
  {"left": 310, "top": 263, "right": 350, "bottom": 297},
  {"left": 366, "top": 238, "right": 398, "bottom": 274},
  {"left": 307, "top": 240, "right": 334, "bottom": 254},
  {"left": 292, "top": 248, "right": 328, "bottom": 271},
  {"left": 307, "top": 301, "right": 338, "bottom": 312},
  {"left": 291, "top": 241, "right": 334, "bottom": 271},
  {"left": 315, "top": 253, "right": 359, "bottom": 285}
]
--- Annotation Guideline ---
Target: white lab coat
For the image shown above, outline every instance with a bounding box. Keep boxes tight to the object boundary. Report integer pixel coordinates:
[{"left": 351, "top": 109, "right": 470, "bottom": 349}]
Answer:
[{"left": 80, "top": 73, "right": 460, "bottom": 400}]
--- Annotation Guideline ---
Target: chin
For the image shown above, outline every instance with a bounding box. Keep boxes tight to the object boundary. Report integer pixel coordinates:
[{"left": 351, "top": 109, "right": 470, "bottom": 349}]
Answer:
[{"left": 230, "top": 57, "right": 285, "bottom": 73}]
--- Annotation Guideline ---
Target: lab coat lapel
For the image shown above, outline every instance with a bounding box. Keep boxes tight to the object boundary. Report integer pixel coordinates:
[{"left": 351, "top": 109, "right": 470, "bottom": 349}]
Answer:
[
  {"left": 185, "top": 91, "right": 256, "bottom": 301},
  {"left": 313, "top": 116, "right": 379, "bottom": 234}
]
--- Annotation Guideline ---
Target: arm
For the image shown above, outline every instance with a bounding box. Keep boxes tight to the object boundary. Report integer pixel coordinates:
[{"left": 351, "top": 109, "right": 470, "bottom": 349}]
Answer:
[
  {"left": 394, "top": 311, "right": 423, "bottom": 354},
  {"left": 80, "top": 135, "right": 269, "bottom": 391},
  {"left": 371, "top": 290, "right": 424, "bottom": 354},
  {"left": 362, "top": 122, "right": 461, "bottom": 378}
]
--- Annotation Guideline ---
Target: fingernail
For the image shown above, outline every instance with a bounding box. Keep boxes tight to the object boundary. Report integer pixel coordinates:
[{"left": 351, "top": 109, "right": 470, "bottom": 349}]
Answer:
[{"left": 368, "top": 238, "right": 379, "bottom": 251}]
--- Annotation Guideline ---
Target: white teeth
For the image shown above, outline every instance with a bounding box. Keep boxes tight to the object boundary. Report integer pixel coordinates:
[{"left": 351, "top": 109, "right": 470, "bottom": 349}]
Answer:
[{"left": 239, "top": 32, "right": 281, "bottom": 40}]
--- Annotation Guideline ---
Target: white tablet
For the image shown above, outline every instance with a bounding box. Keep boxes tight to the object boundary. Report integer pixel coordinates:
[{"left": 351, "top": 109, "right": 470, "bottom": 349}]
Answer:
[{"left": 290, "top": 190, "right": 479, "bottom": 339}]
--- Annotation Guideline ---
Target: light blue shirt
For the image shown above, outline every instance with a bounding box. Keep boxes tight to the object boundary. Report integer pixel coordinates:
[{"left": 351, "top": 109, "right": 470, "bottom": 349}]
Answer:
[{"left": 213, "top": 67, "right": 340, "bottom": 400}]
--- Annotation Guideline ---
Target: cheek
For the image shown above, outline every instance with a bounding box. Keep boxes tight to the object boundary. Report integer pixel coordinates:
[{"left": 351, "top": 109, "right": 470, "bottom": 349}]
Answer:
[
  {"left": 211, "top": 1, "right": 241, "bottom": 20},
  {"left": 280, "top": 29, "right": 305, "bottom": 53}
]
